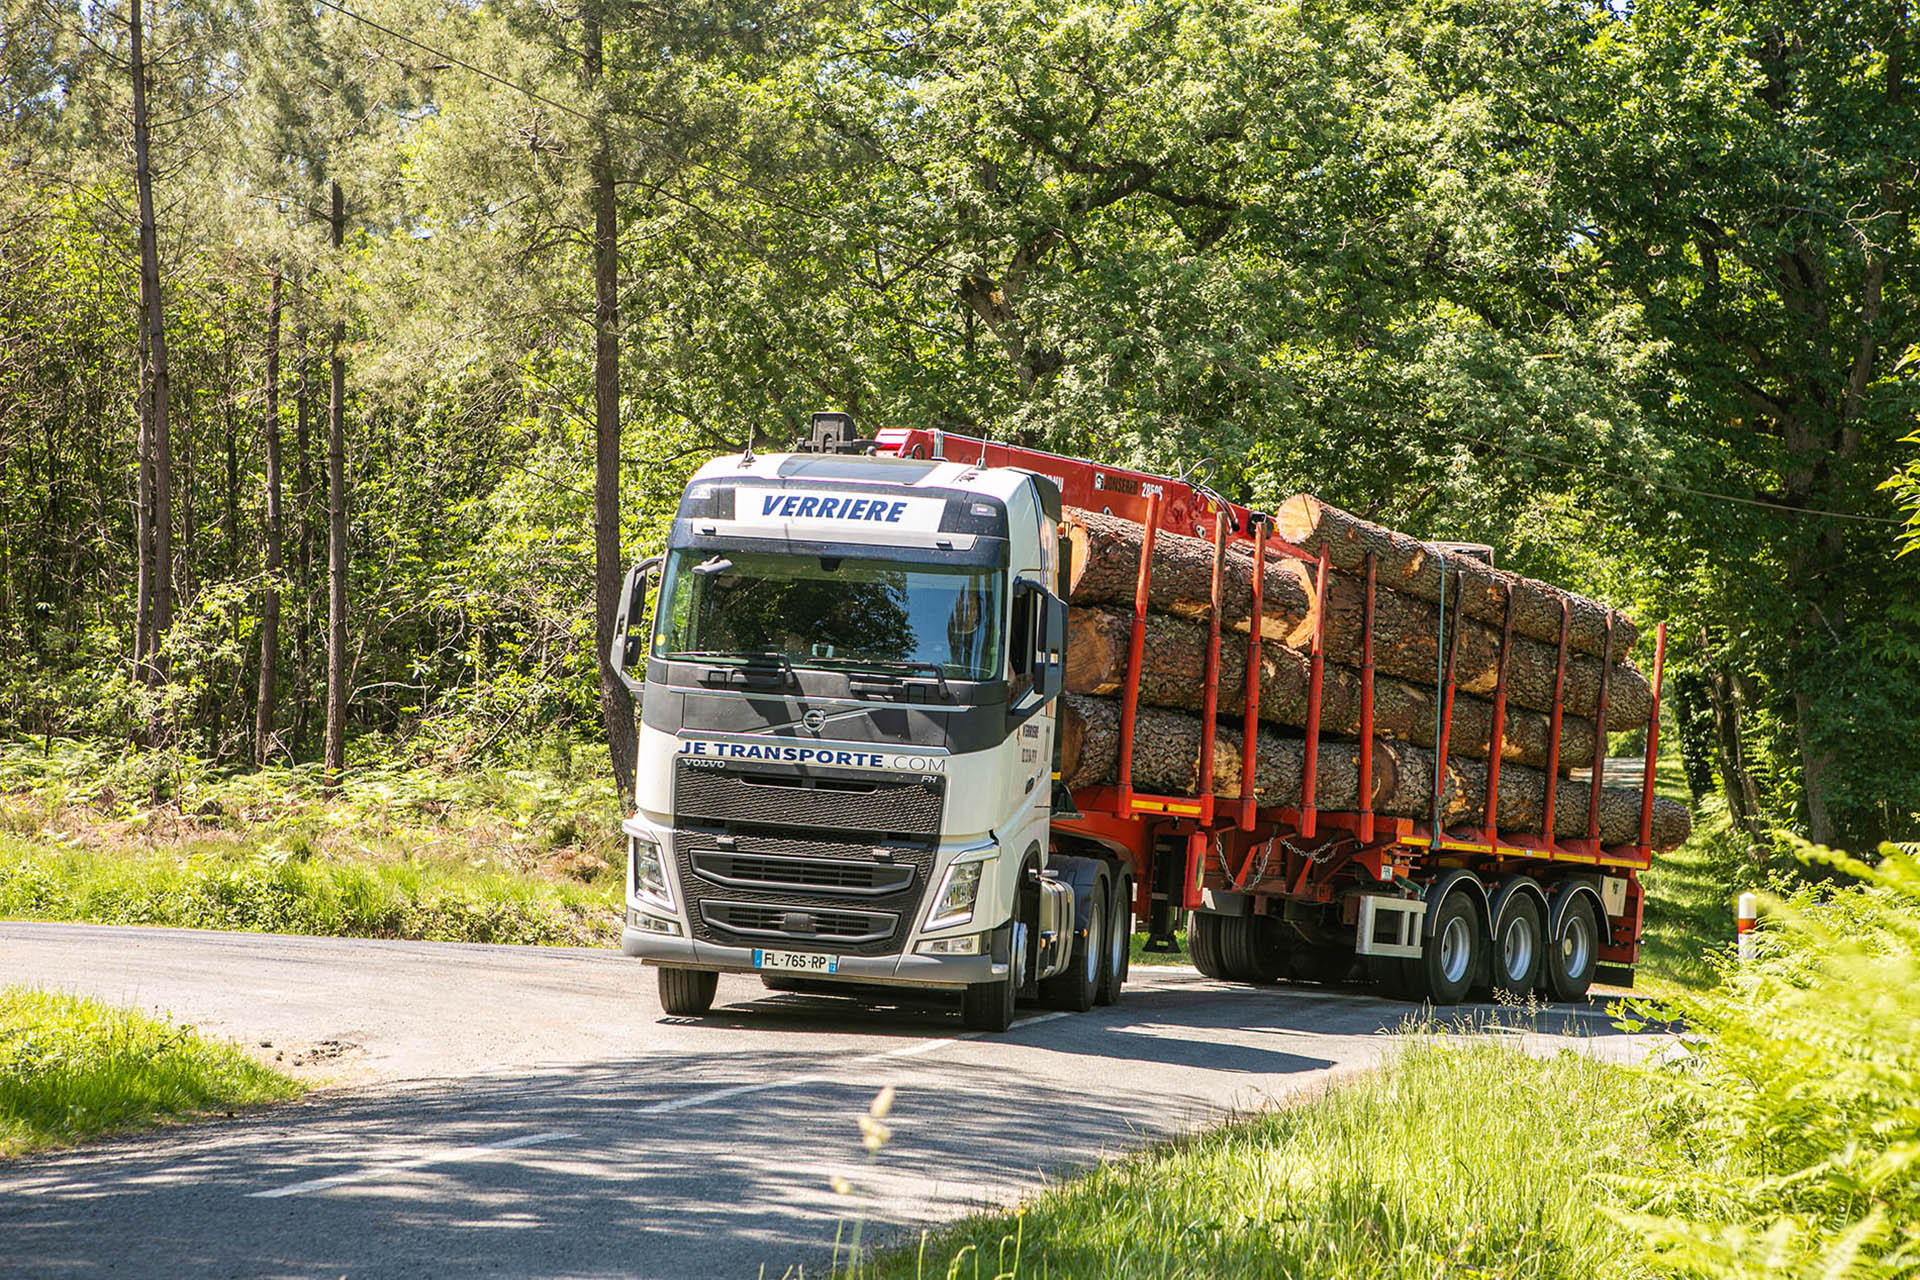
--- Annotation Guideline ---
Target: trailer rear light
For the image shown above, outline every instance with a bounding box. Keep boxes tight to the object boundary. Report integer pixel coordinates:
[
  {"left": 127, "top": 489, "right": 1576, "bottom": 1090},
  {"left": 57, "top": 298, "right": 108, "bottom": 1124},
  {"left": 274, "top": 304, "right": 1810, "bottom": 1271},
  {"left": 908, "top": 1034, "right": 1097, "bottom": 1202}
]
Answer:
[
  {"left": 916, "top": 934, "right": 982, "bottom": 956},
  {"left": 629, "top": 909, "right": 682, "bottom": 936}
]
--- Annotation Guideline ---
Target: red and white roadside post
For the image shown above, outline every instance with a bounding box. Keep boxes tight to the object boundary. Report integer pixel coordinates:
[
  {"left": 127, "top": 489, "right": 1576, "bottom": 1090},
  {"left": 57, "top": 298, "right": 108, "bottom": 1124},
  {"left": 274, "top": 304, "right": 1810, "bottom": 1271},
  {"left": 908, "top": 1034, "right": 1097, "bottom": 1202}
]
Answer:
[{"left": 1737, "top": 892, "right": 1758, "bottom": 962}]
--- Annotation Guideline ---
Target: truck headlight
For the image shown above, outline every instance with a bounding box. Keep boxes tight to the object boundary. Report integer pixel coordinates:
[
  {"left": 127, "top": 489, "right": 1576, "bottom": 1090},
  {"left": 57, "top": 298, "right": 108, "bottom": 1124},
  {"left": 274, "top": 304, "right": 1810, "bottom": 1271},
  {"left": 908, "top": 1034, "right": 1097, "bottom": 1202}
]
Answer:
[
  {"left": 925, "top": 858, "right": 984, "bottom": 931},
  {"left": 630, "top": 835, "right": 673, "bottom": 907}
]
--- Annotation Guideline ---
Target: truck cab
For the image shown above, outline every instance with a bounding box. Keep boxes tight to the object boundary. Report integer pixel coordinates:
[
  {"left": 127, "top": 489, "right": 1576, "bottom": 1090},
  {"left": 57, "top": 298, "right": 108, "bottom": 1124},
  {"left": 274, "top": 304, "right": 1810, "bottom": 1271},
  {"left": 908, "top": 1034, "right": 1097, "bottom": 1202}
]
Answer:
[{"left": 610, "top": 417, "right": 1111, "bottom": 1030}]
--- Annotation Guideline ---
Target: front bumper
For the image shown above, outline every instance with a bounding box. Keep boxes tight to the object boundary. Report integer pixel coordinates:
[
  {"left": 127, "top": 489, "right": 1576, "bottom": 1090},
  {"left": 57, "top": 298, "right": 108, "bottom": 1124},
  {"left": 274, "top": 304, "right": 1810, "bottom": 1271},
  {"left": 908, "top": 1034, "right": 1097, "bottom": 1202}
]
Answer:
[{"left": 620, "top": 926, "right": 1004, "bottom": 988}]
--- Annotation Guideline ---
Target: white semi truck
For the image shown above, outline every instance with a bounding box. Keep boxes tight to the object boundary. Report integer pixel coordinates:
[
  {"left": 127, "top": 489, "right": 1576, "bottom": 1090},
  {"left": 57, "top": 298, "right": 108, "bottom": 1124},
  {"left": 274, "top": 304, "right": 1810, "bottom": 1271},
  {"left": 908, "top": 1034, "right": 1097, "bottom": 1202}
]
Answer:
[{"left": 609, "top": 414, "right": 1666, "bottom": 1031}]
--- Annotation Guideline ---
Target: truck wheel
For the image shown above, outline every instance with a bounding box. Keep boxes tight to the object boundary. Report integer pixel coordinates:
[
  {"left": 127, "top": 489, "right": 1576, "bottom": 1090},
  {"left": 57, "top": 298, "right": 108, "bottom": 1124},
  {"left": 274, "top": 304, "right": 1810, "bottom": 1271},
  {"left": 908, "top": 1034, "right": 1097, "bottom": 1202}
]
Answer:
[
  {"left": 658, "top": 967, "right": 719, "bottom": 1016},
  {"left": 1041, "top": 878, "right": 1106, "bottom": 1012},
  {"left": 1413, "top": 892, "right": 1482, "bottom": 1006},
  {"left": 1546, "top": 896, "right": 1600, "bottom": 1002},
  {"left": 1367, "top": 954, "right": 1414, "bottom": 999},
  {"left": 961, "top": 972, "right": 1016, "bottom": 1031},
  {"left": 1492, "top": 894, "right": 1545, "bottom": 998},
  {"left": 1095, "top": 881, "right": 1129, "bottom": 1006},
  {"left": 1223, "top": 914, "right": 1286, "bottom": 983},
  {"left": 1189, "top": 912, "right": 1228, "bottom": 978}
]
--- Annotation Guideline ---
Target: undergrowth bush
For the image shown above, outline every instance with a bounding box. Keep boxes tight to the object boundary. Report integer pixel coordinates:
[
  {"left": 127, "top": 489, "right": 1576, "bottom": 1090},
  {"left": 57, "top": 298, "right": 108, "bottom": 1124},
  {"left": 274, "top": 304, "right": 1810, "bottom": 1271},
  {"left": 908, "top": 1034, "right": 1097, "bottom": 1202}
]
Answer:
[
  {"left": 0, "top": 834, "right": 617, "bottom": 945},
  {"left": 1616, "top": 843, "right": 1920, "bottom": 1277}
]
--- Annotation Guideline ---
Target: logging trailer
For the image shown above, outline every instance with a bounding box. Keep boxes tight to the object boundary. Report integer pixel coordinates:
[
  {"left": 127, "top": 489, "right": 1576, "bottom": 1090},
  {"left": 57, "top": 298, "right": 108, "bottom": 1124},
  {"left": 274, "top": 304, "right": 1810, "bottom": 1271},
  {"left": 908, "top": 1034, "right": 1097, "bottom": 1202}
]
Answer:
[{"left": 608, "top": 413, "right": 1669, "bottom": 1030}]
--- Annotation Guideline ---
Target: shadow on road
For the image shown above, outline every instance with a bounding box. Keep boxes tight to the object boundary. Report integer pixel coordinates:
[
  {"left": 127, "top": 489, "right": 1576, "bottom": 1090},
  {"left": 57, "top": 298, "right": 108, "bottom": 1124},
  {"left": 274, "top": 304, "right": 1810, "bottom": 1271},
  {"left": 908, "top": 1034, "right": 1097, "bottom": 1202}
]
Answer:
[{"left": 0, "top": 978, "right": 1649, "bottom": 1280}]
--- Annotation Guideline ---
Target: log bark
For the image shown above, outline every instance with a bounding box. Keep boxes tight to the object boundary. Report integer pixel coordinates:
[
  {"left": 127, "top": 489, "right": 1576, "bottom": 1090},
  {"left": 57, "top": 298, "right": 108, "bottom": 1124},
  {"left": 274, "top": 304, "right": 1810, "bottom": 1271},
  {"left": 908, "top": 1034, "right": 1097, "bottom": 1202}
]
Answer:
[
  {"left": 1058, "top": 694, "right": 1690, "bottom": 849},
  {"left": 1275, "top": 494, "right": 1636, "bottom": 657},
  {"left": 1062, "top": 508, "right": 1651, "bottom": 724},
  {"left": 1065, "top": 606, "right": 1597, "bottom": 770},
  {"left": 1058, "top": 693, "right": 1406, "bottom": 813}
]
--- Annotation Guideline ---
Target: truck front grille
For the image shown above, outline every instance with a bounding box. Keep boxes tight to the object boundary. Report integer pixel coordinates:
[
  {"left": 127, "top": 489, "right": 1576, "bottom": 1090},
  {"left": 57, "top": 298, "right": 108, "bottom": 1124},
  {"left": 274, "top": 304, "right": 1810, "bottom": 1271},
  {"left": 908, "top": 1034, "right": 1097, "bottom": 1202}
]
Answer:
[
  {"left": 699, "top": 900, "right": 898, "bottom": 946},
  {"left": 672, "top": 758, "right": 944, "bottom": 957},
  {"left": 690, "top": 850, "right": 915, "bottom": 896}
]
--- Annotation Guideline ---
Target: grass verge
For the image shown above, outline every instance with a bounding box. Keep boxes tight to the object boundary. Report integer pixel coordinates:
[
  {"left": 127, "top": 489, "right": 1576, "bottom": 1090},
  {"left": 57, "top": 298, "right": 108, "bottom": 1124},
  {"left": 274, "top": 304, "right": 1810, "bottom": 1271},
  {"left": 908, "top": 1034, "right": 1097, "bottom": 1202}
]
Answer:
[
  {"left": 0, "top": 832, "right": 619, "bottom": 945},
  {"left": 853, "top": 1039, "right": 1650, "bottom": 1280},
  {"left": 1, "top": 736, "right": 623, "bottom": 946},
  {"left": 2, "top": 986, "right": 303, "bottom": 1159}
]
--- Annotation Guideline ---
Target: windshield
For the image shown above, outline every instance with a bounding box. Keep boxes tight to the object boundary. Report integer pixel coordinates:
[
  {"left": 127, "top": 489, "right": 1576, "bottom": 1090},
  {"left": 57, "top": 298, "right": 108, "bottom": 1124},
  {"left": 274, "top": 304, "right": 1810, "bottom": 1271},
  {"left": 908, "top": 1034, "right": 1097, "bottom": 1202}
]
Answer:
[{"left": 653, "top": 550, "right": 1003, "bottom": 681}]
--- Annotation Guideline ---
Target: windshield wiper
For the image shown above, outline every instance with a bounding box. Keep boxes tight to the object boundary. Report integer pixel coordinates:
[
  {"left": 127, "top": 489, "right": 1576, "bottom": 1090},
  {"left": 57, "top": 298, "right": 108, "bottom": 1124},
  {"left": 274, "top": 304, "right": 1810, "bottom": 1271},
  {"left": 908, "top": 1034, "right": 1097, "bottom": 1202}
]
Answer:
[
  {"left": 668, "top": 650, "right": 799, "bottom": 687},
  {"left": 815, "top": 657, "right": 952, "bottom": 701}
]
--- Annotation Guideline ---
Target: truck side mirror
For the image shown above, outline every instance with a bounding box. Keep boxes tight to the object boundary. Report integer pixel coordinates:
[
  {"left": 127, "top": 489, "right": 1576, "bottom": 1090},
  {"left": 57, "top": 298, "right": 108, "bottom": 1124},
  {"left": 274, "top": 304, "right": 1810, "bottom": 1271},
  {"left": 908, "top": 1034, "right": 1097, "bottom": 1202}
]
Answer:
[
  {"left": 1034, "top": 587, "right": 1067, "bottom": 700},
  {"left": 1013, "top": 578, "right": 1067, "bottom": 705},
  {"left": 609, "top": 555, "right": 663, "bottom": 695}
]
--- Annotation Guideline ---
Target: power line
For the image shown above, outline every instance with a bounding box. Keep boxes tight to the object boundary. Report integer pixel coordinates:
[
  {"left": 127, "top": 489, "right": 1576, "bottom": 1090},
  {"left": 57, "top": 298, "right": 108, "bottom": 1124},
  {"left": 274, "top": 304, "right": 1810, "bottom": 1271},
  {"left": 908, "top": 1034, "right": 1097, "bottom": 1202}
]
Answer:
[{"left": 1439, "top": 428, "right": 1903, "bottom": 525}]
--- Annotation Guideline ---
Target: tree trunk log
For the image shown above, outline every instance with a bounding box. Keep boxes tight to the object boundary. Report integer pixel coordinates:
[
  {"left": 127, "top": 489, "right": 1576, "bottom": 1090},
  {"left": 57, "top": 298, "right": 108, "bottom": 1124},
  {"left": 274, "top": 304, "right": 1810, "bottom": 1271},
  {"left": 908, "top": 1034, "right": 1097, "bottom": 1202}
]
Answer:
[
  {"left": 323, "top": 180, "right": 349, "bottom": 790},
  {"left": 1062, "top": 508, "right": 1650, "bottom": 724},
  {"left": 1065, "top": 606, "right": 1597, "bottom": 770},
  {"left": 255, "top": 271, "right": 283, "bottom": 767},
  {"left": 1275, "top": 494, "right": 1636, "bottom": 657},
  {"left": 1058, "top": 694, "right": 1690, "bottom": 848}
]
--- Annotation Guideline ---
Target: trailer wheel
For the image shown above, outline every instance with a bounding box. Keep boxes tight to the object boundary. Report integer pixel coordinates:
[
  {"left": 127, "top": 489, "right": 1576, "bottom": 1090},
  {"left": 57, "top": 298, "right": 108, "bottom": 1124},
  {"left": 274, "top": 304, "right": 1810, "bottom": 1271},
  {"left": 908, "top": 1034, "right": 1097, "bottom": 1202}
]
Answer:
[
  {"left": 1189, "top": 912, "right": 1228, "bottom": 978},
  {"left": 1096, "top": 880, "right": 1129, "bottom": 1006},
  {"left": 1546, "top": 895, "right": 1600, "bottom": 1002},
  {"left": 1222, "top": 914, "right": 1286, "bottom": 983},
  {"left": 1366, "top": 954, "right": 1414, "bottom": 999},
  {"left": 1042, "top": 877, "right": 1107, "bottom": 1012},
  {"left": 1412, "top": 891, "right": 1482, "bottom": 1006},
  {"left": 1492, "top": 893, "right": 1545, "bottom": 998},
  {"left": 658, "top": 967, "right": 718, "bottom": 1016}
]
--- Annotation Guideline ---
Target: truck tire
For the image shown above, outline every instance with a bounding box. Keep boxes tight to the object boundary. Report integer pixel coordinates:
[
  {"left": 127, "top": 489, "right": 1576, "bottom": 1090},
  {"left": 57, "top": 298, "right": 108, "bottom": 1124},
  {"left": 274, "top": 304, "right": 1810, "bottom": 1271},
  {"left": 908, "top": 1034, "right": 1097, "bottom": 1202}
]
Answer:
[
  {"left": 1411, "top": 891, "right": 1482, "bottom": 1006},
  {"left": 1492, "top": 893, "right": 1545, "bottom": 998},
  {"left": 658, "top": 967, "right": 719, "bottom": 1016},
  {"left": 1222, "top": 914, "right": 1286, "bottom": 983},
  {"left": 961, "top": 972, "right": 1017, "bottom": 1031},
  {"left": 1096, "top": 880, "right": 1130, "bottom": 1006},
  {"left": 1366, "top": 954, "right": 1414, "bottom": 999},
  {"left": 1041, "top": 878, "right": 1107, "bottom": 1012},
  {"left": 1189, "top": 912, "right": 1228, "bottom": 978},
  {"left": 1546, "top": 895, "right": 1600, "bottom": 1002}
]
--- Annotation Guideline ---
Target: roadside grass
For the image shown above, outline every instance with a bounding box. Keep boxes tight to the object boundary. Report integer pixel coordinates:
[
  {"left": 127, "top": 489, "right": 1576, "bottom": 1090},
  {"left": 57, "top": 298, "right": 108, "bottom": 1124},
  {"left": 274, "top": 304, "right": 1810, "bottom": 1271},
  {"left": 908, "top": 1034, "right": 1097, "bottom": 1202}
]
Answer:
[
  {"left": 0, "top": 736, "right": 624, "bottom": 946},
  {"left": 852, "top": 846, "right": 1920, "bottom": 1280},
  {"left": 851, "top": 1038, "right": 1652, "bottom": 1280},
  {"left": 1, "top": 986, "right": 303, "bottom": 1159}
]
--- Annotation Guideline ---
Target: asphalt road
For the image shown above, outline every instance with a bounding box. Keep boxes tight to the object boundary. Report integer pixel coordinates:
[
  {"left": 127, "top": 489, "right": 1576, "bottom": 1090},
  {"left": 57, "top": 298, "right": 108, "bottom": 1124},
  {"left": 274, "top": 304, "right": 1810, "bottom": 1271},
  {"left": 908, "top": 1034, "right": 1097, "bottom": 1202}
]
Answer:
[{"left": 0, "top": 922, "right": 1649, "bottom": 1279}]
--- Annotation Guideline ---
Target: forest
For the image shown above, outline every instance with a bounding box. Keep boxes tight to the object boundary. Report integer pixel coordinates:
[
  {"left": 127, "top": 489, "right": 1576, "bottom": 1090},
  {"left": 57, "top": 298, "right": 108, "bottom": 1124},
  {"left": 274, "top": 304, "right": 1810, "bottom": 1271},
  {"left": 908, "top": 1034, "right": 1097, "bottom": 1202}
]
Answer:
[{"left": 1, "top": 0, "right": 1915, "bottom": 848}]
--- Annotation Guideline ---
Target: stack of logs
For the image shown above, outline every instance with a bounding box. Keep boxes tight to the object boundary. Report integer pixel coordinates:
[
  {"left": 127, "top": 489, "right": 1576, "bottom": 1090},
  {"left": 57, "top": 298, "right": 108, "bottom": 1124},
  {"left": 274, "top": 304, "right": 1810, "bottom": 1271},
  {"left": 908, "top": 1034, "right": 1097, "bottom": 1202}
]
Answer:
[{"left": 1055, "top": 494, "right": 1691, "bottom": 850}]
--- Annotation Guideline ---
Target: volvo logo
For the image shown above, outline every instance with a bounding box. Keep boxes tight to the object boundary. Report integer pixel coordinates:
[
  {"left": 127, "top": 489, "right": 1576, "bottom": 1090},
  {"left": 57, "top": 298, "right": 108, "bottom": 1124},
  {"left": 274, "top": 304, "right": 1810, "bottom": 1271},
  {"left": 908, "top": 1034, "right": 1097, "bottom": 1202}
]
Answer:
[{"left": 801, "top": 709, "right": 828, "bottom": 734}]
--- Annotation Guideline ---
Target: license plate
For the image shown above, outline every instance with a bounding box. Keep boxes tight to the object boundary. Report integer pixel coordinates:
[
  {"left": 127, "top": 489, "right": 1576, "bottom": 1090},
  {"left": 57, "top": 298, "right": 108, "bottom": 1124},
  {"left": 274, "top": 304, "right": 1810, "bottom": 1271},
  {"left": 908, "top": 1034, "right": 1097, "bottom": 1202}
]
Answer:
[{"left": 754, "top": 949, "right": 839, "bottom": 975}]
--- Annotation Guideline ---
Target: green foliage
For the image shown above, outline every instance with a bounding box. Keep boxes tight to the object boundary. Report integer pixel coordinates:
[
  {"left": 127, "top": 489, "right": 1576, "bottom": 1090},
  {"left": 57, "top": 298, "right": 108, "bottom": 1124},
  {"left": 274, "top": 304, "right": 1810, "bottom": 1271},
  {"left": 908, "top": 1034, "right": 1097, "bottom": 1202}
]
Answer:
[
  {"left": 1, "top": 986, "right": 302, "bottom": 1158},
  {"left": 855, "top": 844, "right": 1920, "bottom": 1280},
  {"left": 1615, "top": 845, "right": 1920, "bottom": 1277},
  {"left": 0, "top": 736, "right": 624, "bottom": 946},
  {"left": 852, "top": 1038, "right": 1651, "bottom": 1280},
  {"left": 2, "top": 0, "right": 1914, "bottom": 839}
]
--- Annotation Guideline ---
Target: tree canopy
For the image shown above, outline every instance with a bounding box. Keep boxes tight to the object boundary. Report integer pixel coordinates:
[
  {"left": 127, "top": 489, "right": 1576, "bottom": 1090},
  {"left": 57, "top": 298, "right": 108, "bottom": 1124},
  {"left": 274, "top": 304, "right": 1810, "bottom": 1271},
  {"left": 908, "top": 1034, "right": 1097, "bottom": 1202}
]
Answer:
[{"left": 1, "top": 0, "right": 1914, "bottom": 843}]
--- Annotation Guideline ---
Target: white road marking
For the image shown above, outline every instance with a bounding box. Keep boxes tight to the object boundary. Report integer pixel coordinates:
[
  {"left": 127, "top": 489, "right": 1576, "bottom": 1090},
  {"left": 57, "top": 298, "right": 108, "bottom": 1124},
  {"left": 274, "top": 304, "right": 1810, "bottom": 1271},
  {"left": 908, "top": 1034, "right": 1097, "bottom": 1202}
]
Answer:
[
  {"left": 635, "top": 1077, "right": 828, "bottom": 1114},
  {"left": 247, "top": 1007, "right": 1081, "bottom": 1199},
  {"left": 249, "top": 1130, "right": 576, "bottom": 1199},
  {"left": 853, "top": 1010, "right": 1071, "bottom": 1063}
]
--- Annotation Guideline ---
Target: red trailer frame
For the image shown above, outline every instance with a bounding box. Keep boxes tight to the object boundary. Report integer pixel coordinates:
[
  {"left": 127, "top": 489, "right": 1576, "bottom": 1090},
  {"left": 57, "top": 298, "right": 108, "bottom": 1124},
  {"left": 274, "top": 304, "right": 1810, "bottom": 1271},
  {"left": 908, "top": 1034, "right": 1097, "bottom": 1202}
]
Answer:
[{"left": 872, "top": 428, "right": 1667, "bottom": 974}]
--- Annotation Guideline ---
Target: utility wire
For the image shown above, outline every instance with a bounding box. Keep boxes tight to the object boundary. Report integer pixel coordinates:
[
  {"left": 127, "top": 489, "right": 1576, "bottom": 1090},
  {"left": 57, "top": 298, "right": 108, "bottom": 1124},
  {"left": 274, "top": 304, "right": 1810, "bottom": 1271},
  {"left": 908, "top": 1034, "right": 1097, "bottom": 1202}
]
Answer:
[{"left": 1436, "top": 427, "right": 1903, "bottom": 525}]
